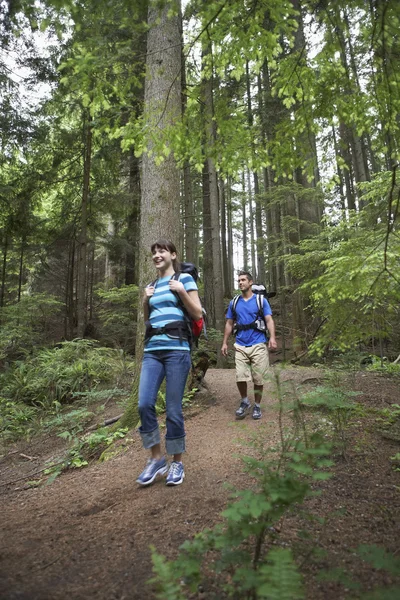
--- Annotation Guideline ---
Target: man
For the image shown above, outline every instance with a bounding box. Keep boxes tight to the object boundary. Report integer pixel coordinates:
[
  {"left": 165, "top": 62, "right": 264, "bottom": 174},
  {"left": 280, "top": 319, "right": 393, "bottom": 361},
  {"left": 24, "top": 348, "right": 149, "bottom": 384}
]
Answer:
[{"left": 221, "top": 271, "right": 277, "bottom": 420}]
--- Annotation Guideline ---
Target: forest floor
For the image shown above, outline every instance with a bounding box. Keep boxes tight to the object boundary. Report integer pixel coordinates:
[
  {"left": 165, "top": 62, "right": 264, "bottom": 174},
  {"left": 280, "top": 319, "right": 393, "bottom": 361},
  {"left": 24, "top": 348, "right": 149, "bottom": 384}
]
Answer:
[{"left": 0, "top": 365, "right": 400, "bottom": 600}]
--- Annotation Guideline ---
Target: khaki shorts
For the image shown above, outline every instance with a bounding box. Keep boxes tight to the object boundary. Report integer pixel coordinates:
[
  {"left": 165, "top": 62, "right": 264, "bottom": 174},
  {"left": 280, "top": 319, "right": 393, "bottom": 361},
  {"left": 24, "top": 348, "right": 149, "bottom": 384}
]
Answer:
[{"left": 234, "top": 342, "right": 270, "bottom": 386}]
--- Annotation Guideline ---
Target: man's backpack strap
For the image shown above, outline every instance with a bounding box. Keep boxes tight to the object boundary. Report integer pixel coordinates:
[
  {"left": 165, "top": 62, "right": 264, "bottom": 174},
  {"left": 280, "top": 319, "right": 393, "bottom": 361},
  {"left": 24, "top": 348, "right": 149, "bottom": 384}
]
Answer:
[
  {"left": 255, "top": 293, "right": 264, "bottom": 318},
  {"left": 231, "top": 294, "right": 241, "bottom": 319}
]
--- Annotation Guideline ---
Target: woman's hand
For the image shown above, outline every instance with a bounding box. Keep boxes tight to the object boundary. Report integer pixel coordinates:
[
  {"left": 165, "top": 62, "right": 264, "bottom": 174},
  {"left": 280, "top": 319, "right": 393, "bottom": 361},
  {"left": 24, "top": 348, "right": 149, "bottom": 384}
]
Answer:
[
  {"left": 143, "top": 286, "right": 155, "bottom": 303},
  {"left": 169, "top": 279, "right": 185, "bottom": 294}
]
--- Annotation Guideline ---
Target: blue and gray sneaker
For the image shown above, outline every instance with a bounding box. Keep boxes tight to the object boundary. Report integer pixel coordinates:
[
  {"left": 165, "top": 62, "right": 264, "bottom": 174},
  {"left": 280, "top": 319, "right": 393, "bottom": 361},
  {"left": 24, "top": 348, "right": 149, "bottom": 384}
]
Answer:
[
  {"left": 235, "top": 400, "right": 250, "bottom": 419},
  {"left": 252, "top": 404, "right": 262, "bottom": 420},
  {"left": 166, "top": 461, "right": 185, "bottom": 486},
  {"left": 136, "top": 456, "right": 168, "bottom": 486}
]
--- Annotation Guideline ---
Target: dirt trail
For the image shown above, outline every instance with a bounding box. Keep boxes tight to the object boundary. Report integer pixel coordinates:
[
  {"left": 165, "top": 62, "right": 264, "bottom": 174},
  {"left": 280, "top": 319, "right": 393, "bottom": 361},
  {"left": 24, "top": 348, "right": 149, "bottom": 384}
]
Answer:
[{"left": 0, "top": 367, "right": 399, "bottom": 600}]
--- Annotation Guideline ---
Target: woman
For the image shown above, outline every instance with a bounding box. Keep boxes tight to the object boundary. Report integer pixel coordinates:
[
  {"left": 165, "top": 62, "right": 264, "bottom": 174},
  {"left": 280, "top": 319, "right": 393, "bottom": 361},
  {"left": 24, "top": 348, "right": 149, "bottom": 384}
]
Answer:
[{"left": 136, "top": 239, "right": 202, "bottom": 487}]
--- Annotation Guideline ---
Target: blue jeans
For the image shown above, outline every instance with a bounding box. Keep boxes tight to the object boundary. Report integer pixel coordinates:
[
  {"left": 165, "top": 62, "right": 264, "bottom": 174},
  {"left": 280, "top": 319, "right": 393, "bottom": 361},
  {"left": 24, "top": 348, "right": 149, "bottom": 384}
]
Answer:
[{"left": 138, "top": 350, "right": 191, "bottom": 455}]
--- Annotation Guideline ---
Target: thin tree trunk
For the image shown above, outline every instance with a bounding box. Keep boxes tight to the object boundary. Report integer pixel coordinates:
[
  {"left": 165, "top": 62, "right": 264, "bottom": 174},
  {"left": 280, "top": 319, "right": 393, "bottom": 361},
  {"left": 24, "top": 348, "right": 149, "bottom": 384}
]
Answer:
[
  {"left": 245, "top": 61, "right": 266, "bottom": 283},
  {"left": 125, "top": 150, "right": 140, "bottom": 285},
  {"left": 17, "top": 238, "right": 25, "bottom": 302},
  {"left": 201, "top": 35, "right": 225, "bottom": 330},
  {"left": 0, "top": 234, "right": 8, "bottom": 309},
  {"left": 241, "top": 170, "right": 248, "bottom": 271},
  {"left": 77, "top": 109, "right": 92, "bottom": 338},
  {"left": 219, "top": 178, "right": 229, "bottom": 298},
  {"left": 227, "top": 176, "right": 234, "bottom": 295},
  {"left": 202, "top": 161, "right": 213, "bottom": 319},
  {"left": 247, "top": 168, "right": 256, "bottom": 279}
]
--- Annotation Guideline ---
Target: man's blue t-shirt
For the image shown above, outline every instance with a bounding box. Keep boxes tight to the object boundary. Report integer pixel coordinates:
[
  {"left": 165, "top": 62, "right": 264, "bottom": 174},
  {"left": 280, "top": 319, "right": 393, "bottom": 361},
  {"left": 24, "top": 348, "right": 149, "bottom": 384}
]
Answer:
[
  {"left": 226, "top": 294, "right": 272, "bottom": 347},
  {"left": 145, "top": 273, "right": 197, "bottom": 352}
]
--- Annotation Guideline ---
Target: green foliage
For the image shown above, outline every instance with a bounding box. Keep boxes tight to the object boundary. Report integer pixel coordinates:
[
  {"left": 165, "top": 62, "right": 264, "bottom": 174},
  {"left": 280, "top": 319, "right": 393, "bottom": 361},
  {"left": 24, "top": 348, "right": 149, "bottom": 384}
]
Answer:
[
  {"left": 0, "top": 293, "right": 63, "bottom": 361},
  {"left": 95, "top": 284, "right": 138, "bottom": 351},
  {"left": 299, "top": 384, "right": 360, "bottom": 456},
  {"left": 366, "top": 358, "right": 400, "bottom": 376},
  {"left": 319, "top": 544, "right": 400, "bottom": 598},
  {"left": 44, "top": 426, "right": 129, "bottom": 482},
  {"left": 0, "top": 396, "right": 38, "bottom": 443},
  {"left": 150, "top": 372, "right": 333, "bottom": 598},
  {"left": 286, "top": 172, "right": 400, "bottom": 356},
  {"left": 1, "top": 339, "right": 130, "bottom": 407}
]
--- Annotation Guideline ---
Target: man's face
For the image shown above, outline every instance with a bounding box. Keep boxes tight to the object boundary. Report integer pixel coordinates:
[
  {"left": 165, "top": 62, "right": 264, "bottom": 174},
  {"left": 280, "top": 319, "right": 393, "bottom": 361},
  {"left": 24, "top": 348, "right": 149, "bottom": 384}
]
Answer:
[{"left": 238, "top": 275, "right": 252, "bottom": 292}]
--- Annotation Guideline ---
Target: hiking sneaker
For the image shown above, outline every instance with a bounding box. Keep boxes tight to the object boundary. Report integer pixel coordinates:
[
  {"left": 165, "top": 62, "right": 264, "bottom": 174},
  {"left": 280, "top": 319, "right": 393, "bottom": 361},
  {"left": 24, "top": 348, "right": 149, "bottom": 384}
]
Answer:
[
  {"left": 252, "top": 404, "right": 262, "bottom": 420},
  {"left": 166, "top": 461, "right": 185, "bottom": 486},
  {"left": 235, "top": 400, "right": 250, "bottom": 419},
  {"left": 136, "top": 456, "right": 168, "bottom": 486}
]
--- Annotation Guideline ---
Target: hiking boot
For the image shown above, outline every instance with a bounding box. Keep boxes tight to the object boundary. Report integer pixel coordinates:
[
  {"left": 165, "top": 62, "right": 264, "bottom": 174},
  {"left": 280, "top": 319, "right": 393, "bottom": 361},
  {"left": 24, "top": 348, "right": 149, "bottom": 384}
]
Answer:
[
  {"left": 252, "top": 404, "right": 262, "bottom": 420},
  {"left": 235, "top": 400, "right": 250, "bottom": 419},
  {"left": 136, "top": 456, "right": 168, "bottom": 486},
  {"left": 166, "top": 461, "right": 185, "bottom": 486}
]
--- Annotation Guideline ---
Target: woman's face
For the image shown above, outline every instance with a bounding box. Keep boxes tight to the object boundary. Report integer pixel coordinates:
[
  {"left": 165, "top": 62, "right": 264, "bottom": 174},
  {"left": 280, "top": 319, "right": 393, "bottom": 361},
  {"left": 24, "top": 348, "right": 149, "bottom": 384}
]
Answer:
[{"left": 152, "top": 245, "right": 176, "bottom": 271}]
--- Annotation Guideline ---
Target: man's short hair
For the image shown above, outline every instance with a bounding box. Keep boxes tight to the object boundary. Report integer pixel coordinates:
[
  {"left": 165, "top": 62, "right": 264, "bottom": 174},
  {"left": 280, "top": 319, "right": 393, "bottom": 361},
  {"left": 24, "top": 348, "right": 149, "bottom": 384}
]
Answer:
[{"left": 238, "top": 270, "right": 253, "bottom": 281}]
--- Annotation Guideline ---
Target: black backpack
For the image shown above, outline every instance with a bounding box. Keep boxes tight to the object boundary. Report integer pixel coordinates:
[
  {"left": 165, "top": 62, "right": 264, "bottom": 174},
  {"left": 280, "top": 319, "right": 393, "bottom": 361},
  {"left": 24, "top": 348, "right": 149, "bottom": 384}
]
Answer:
[{"left": 231, "top": 283, "right": 273, "bottom": 337}]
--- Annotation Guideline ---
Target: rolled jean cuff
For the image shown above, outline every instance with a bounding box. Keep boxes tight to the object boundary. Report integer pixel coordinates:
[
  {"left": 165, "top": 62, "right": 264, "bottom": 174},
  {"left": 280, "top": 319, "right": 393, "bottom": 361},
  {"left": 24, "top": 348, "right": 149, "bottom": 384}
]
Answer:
[
  {"left": 166, "top": 435, "right": 186, "bottom": 455},
  {"left": 139, "top": 427, "right": 160, "bottom": 450}
]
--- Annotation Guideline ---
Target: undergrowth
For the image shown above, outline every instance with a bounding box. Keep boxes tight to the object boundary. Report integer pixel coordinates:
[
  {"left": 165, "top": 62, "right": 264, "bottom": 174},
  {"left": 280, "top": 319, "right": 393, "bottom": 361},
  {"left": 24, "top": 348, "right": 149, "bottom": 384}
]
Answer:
[{"left": 149, "top": 370, "right": 400, "bottom": 600}]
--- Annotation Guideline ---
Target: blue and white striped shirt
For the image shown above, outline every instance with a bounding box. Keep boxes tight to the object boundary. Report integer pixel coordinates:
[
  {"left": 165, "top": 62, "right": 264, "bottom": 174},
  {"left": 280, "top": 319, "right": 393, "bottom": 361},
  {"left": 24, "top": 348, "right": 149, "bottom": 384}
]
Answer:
[{"left": 145, "top": 273, "right": 198, "bottom": 352}]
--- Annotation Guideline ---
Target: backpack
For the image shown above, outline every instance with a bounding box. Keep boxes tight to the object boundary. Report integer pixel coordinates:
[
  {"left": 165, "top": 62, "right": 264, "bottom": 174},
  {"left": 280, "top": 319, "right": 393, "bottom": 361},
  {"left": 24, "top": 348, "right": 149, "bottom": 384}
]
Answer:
[
  {"left": 172, "top": 263, "right": 207, "bottom": 346},
  {"left": 146, "top": 262, "right": 207, "bottom": 348},
  {"left": 231, "top": 283, "right": 272, "bottom": 338}
]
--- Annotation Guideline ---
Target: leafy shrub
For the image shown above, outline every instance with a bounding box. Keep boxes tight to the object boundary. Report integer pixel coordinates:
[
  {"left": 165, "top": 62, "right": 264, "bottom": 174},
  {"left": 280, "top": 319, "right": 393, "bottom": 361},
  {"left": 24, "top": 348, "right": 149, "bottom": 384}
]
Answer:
[
  {"left": 95, "top": 284, "right": 138, "bottom": 351},
  {"left": 299, "top": 385, "right": 360, "bottom": 456},
  {"left": 0, "top": 396, "right": 37, "bottom": 443},
  {"left": 149, "top": 372, "right": 333, "bottom": 599},
  {"left": 0, "top": 293, "right": 63, "bottom": 362},
  {"left": 366, "top": 357, "right": 400, "bottom": 376},
  {"left": 1, "top": 339, "right": 131, "bottom": 407}
]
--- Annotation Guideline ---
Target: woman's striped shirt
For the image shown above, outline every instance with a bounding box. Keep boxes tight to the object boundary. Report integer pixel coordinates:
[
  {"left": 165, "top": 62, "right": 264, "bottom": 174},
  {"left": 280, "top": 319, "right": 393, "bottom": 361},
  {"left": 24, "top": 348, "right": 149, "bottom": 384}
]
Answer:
[{"left": 145, "top": 273, "right": 198, "bottom": 352}]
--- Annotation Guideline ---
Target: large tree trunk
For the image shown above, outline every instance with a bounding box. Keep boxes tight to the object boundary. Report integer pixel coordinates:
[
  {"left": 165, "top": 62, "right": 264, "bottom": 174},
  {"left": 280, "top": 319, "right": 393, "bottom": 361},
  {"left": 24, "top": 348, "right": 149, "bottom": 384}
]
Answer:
[{"left": 120, "top": 0, "right": 182, "bottom": 429}]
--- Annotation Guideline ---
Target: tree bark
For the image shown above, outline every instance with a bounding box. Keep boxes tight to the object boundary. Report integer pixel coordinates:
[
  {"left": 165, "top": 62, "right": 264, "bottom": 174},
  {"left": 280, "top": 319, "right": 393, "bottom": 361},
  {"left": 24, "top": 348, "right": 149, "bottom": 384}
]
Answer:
[
  {"left": 120, "top": 0, "right": 182, "bottom": 430},
  {"left": 201, "top": 35, "right": 225, "bottom": 330},
  {"left": 77, "top": 109, "right": 92, "bottom": 338}
]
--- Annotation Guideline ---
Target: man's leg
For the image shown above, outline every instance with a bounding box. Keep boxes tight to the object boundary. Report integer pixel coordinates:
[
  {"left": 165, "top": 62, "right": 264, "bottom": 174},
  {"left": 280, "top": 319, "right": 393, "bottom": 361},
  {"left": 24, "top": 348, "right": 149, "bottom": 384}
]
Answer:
[
  {"left": 254, "top": 384, "right": 263, "bottom": 404},
  {"left": 237, "top": 380, "right": 248, "bottom": 399},
  {"left": 234, "top": 345, "right": 252, "bottom": 419},
  {"left": 250, "top": 344, "right": 270, "bottom": 420}
]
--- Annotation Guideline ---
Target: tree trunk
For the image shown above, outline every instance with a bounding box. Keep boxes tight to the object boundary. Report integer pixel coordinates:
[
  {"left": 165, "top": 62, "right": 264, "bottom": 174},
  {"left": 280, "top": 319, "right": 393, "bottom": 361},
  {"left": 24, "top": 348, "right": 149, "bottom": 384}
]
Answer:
[
  {"left": 241, "top": 170, "right": 249, "bottom": 271},
  {"left": 247, "top": 168, "right": 256, "bottom": 279},
  {"left": 246, "top": 61, "right": 266, "bottom": 284},
  {"left": 201, "top": 35, "right": 225, "bottom": 330},
  {"left": 0, "top": 234, "right": 8, "bottom": 309},
  {"left": 183, "top": 162, "right": 195, "bottom": 262},
  {"left": 77, "top": 109, "right": 92, "bottom": 338},
  {"left": 125, "top": 150, "right": 141, "bottom": 285},
  {"left": 202, "top": 161, "right": 213, "bottom": 320},
  {"left": 219, "top": 178, "right": 229, "bottom": 298},
  {"left": 120, "top": 0, "right": 182, "bottom": 430},
  {"left": 17, "top": 238, "right": 25, "bottom": 303},
  {"left": 227, "top": 176, "right": 234, "bottom": 295}
]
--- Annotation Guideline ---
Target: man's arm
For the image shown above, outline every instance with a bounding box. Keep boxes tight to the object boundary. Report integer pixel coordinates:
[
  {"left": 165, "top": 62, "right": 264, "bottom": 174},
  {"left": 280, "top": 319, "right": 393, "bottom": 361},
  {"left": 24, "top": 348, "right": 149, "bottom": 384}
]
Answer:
[
  {"left": 265, "top": 314, "right": 277, "bottom": 350},
  {"left": 221, "top": 318, "right": 234, "bottom": 356}
]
